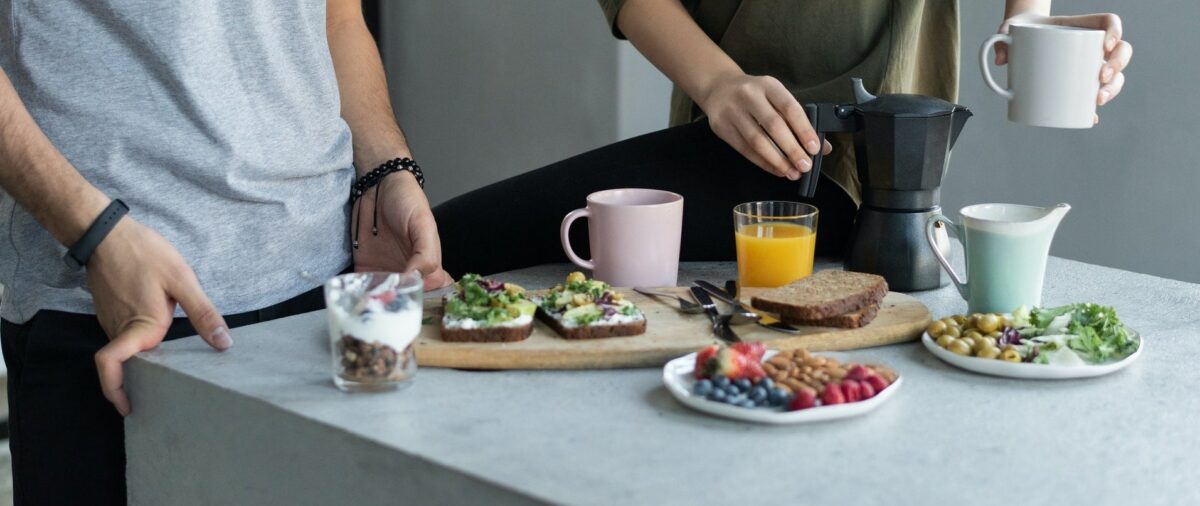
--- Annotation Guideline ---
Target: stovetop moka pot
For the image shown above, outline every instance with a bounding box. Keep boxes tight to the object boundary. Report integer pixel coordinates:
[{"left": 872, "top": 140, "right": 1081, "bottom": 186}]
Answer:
[{"left": 798, "top": 78, "right": 971, "bottom": 291}]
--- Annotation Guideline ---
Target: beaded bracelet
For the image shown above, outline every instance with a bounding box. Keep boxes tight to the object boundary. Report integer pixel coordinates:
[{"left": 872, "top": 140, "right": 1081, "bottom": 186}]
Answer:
[{"left": 350, "top": 157, "right": 425, "bottom": 249}]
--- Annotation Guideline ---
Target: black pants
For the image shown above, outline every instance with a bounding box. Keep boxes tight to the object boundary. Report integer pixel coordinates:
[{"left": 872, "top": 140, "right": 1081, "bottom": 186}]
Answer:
[
  {"left": 434, "top": 120, "right": 856, "bottom": 277},
  {"left": 0, "top": 286, "right": 328, "bottom": 505}
]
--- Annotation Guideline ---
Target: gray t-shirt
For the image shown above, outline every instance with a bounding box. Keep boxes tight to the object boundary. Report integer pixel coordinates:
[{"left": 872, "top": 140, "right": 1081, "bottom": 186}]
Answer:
[{"left": 0, "top": 0, "right": 354, "bottom": 323}]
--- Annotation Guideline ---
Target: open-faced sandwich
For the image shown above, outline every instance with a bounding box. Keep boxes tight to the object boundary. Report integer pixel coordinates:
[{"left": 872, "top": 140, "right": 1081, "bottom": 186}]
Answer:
[
  {"left": 440, "top": 273, "right": 537, "bottom": 342},
  {"left": 535, "top": 272, "right": 647, "bottom": 339}
]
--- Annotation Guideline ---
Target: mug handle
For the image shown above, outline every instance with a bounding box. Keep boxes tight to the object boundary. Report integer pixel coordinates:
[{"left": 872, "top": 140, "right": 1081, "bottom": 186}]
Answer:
[
  {"left": 979, "top": 34, "right": 1015, "bottom": 100},
  {"left": 926, "top": 214, "right": 968, "bottom": 299},
  {"left": 560, "top": 208, "right": 595, "bottom": 271}
]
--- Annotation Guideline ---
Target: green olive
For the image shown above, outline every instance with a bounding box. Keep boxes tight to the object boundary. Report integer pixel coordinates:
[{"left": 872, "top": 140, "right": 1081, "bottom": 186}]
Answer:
[
  {"left": 936, "top": 334, "right": 956, "bottom": 348},
  {"left": 963, "top": 329, "right": 983, "bottom": 341},
  {"left": 972, "top": 336, "right": 997, "bottom": 352},
  {"left": 927, "top": 320, "right": 947, "bottom": 337},
  {"left": 948, "top": 339, "right": 973, "bottom": 356},
  {"left": 976, "top": 345, "right": 1002, "bottom": 360},
  {"left": 977, "top": 314, "right": 1001, "bottom": 334},
  {"left": 951, "top": 315, "right": 966, "bottom": 326},
  {"left": 988, "top": 330, "right": 1003, "bottom": 339},
  {"left": 999, "top": 348, "right": 1022, "bottom": 362},
  {"left": 942, "top": 325, "right": 961, "bottom": 339}
]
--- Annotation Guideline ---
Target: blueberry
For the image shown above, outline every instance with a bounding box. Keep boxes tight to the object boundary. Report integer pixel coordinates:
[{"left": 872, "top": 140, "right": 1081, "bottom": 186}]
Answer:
[
  {"left": 767, "top": 388, "right": 783, "bottom": 405},
  {"left": 750, "top": 388, "right": 767, "bottom": 403},
  {"left": 708, "top": 389, "right": 727, "bottom": 401},
  {"left": 727, "top": 393, "right": 746, "bottom": 405},
  {"left": 760, "top": 378, "right": 775, "bottom": 389},
  {"left": 734, "top": 378, "right": 752, "bottom": 391},
  {"left": 740, "top": 399, "right": 757, "bottom": 409},
  {"left": 694, "top": 380, "right": 713, "bottom": 397},
  {"left": 713, "top": 376, "right": 731, "bottom": 388}
]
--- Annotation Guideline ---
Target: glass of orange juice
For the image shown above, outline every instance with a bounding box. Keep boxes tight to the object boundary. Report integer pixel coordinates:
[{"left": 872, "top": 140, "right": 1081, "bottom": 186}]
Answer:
[{"left": 734, "top": 201, "right": 818, "bottom": 288}]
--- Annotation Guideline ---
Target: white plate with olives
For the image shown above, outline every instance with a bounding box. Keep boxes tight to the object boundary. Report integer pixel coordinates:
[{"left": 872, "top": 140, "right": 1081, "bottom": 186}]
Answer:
[
  {"left": 663, "top": 351, "right": 903, "bottom": 424},
  {"left": 922, "top": 313, "right": 1143, "bottom": 380}
]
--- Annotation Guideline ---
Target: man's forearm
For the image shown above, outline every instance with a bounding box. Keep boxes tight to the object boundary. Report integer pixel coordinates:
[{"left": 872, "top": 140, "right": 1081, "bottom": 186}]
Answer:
[
  {"left": 326, "top": 1, "right": 413, "bottom": 177},
  {"left": 1006, "top": 0, "right": 1051, "bottom": 17},
  {"left": 0, "top": 68, "right": 109, "bottom": 245}
]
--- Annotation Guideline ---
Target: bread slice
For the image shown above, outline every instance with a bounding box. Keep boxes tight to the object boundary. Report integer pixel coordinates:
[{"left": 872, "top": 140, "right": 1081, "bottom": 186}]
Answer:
[
  {"left": 439, "top": 322, "right": 533, "bottom": 343},
  {"left": 750, "top": 270, "right": 888, "bottom": 321},
  {"left": 781, "top": 303, "right": 880, "bottom": 329},
  {"left": 536, "top": 312, "right": 647, "bottom": 340}
]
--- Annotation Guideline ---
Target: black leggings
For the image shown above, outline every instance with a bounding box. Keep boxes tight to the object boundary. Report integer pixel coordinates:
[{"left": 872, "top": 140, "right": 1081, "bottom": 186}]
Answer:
[{"left": 434, "top": 120, "right": 856, "bottom": 278}]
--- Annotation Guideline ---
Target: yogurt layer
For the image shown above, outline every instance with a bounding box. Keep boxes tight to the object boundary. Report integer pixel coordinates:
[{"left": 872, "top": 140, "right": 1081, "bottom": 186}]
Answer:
[{"left": 330, "top": 304, "right": 422, "bottom": 352}]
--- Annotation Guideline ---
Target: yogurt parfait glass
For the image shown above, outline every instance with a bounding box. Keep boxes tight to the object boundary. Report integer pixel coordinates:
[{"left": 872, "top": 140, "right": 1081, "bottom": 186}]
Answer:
[{"left": 324, "top": 271, "right": 423, "bottom": 392}]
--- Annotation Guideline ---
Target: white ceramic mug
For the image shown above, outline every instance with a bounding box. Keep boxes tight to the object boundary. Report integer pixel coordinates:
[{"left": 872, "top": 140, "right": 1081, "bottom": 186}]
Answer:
[
  {"left": 561, "top": 188, "right": 683, "bottom": 287},
  {"left": 980, "top": 24, "right": 1106, "bottom": 129}
]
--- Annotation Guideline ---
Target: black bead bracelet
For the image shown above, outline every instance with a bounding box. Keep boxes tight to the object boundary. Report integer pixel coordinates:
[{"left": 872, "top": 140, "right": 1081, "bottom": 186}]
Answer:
[{"left": 350, "top": 157, "right": 424, "bottom": 249}]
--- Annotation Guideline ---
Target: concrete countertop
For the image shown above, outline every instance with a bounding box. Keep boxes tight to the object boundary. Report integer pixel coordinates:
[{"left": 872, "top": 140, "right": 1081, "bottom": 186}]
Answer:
[{"left": 125, "top": 255, "right": 1200, "bottom": 505}]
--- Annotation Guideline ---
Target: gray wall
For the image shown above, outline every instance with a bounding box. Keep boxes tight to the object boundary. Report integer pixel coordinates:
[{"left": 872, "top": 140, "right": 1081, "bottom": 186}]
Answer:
[{"left": 383, "top": 1, "right": 1199, "bottom": 283}]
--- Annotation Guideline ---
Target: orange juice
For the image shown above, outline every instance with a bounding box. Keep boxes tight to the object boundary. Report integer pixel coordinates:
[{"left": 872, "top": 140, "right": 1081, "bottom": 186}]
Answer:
[{"left": 735, "top": 223, "right": 816, "bottom": 287}]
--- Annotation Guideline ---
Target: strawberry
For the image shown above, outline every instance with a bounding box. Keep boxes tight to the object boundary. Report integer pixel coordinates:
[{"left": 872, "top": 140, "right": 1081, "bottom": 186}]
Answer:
[
  {"left": 842, "top": 379, "right": 863, "bottom": 402},
  {"left": 859, "top": 379, "right": 876, "bottom": 399},
  {"left": 701, "top": 347, "right": 743, "bottom": 379},
  {"left": 821, "top": 383, "right": 846, "bottom": 405},
  {"left": 865, "top": 375, "right": 889, "bottom": 394},
  {"left": 732, "top": 342, "right": 767, "bottom": 362},
  {"left": 789, "top": 388, "right": 817, "bottom": 411},
  {"left": 693, "top": 345, "right": 720, "bottom": 378},
  {"left": 845, "top": 364, "right": 872, "bottom": 382},
  {"left": 739, "top": 355, "right": 766, "bottom": 381},
  {"left": 372, "top": 290, "right": 397, "bottom": 305}
]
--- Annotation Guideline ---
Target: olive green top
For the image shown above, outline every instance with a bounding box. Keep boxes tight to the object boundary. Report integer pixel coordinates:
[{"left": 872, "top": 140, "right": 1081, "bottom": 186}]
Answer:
[{"left": 597, "top": 0, "right": 960, "bottom": 204}]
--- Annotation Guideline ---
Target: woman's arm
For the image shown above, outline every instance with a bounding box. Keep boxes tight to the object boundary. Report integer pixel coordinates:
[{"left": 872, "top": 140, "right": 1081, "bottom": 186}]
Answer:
[
  {"left": 615, "top": 0, "right": 829, "bottom": 181},
  {"left": 998, "top": 0, "right": 1131, "bottom": 116}
]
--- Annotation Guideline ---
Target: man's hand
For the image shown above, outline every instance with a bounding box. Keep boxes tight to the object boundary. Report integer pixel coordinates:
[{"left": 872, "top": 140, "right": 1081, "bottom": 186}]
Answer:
[
  {"left": 91, "top": 218, "right": 232, "bottom": 416},
  {"left": 996, "top": 12, "right": 1132, "bottom": 121},
  {"left": 697, "top": 73, "right": 833, "bottom": 180},
  {"left": 352, "top": 173, "right": 452, "bottom": 290}
]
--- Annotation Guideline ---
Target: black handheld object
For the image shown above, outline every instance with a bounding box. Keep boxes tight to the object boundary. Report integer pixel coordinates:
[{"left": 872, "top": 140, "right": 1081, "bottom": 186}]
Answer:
[
  {"left": 799, "top": 103, "right": 860, "bottom": 198},
  {"left": 64, "top": 199, "right": 129, "bottom": 270}
]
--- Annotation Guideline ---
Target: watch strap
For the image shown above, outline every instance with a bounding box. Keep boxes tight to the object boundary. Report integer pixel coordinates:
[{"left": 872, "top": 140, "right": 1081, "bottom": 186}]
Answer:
[{"left": 64, "top": 199, "right": 129, "bottom": 270}]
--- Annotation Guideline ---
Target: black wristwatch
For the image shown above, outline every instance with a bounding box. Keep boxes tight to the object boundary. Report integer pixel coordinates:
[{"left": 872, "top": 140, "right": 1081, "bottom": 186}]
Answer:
[{"left": 64, "top": 199, "right": 129, "bottom": 270}]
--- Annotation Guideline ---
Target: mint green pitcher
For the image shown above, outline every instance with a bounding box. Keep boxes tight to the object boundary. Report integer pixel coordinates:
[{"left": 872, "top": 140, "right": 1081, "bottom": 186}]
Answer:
[{"left": 925, "top": 203, "right": 1070, "bottom": 314}]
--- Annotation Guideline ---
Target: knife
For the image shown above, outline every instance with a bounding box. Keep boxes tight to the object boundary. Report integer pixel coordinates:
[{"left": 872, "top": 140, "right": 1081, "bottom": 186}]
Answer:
[
  {"left": 689, "top": 286, "right": 740, "bottom": 343},
  {"left": 696, "top": 280, "right": 802, "bottom": 335}
]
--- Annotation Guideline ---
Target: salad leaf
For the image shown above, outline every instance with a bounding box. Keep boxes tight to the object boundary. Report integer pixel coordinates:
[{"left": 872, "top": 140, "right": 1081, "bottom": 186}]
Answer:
[{"left": 1026, "top": 303, "right": 1138, "bottom": 363}]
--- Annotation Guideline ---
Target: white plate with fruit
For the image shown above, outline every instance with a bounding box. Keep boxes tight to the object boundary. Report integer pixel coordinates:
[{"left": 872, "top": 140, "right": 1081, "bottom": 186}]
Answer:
[
  {"left": 923, "top": 303, "right": 1143, "bottom": 380},
  {"left": 662, "top": 343, "right": 902, "bottom": 424}
]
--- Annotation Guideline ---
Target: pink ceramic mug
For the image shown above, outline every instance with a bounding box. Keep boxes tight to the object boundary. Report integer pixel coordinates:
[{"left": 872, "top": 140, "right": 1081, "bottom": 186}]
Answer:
[{"left": 560, "top": 189, "right": 683, "bottom": 287}]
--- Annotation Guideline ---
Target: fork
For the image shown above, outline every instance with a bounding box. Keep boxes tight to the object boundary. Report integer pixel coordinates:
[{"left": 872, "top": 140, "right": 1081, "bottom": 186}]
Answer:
[{"left": 632, "top": 287, "right": 706, "bottom": 314}]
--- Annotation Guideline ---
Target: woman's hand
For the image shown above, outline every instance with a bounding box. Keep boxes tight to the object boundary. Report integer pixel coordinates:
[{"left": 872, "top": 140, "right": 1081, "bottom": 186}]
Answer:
[
  {"left": 697, "top": 73, "right": 833, "bottom": 180},
  {"left": 996, "top": 12, "right": 1132, "bottom": 121},
  {"left": 352, "top": 172, "right": 453, "bottom": 290}
]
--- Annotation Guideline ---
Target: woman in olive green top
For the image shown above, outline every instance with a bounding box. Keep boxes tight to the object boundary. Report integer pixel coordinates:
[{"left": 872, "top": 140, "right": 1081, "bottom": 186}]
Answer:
[{"left": 434, "top": 0, "right": 1131, "bottom": 277}]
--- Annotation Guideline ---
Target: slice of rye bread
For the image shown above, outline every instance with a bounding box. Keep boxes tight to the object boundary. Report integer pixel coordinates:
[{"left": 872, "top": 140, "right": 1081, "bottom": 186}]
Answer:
[
  {"left": 750, "top": 270, "right": 888, "bottom": 321},
  {"left": 439, "top": 320, "right": 534, "bottom": 343},
  {"left": 781, "top": 303, "right": 880, "bottom": 329},
  {"left": 536, "top": 311, "right": 647, "bottom": 340}
]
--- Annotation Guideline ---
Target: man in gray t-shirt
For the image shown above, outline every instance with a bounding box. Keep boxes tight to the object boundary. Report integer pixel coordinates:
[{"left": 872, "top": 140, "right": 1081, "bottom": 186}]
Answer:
[{"left": 0, "top": 1, "right": 450, "bottom": 502}]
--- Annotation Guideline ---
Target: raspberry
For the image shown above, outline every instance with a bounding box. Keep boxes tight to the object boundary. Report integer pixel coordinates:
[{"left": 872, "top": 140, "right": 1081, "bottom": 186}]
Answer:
[
  {"left": 859, "top": 379, "right": 876, "bottom": 399},
  {"left": 820, "top": 383, "right": 845, "bottom": 405},
  {"left": 789, "top": 388, "right": 817, "bottom": 411},
  {"left": 865, "top": 375, "right": 889, "bottom": 393},
  {"left": 845, "top": 364, "right": 872, "bottom": 382},
  {"left": 842, "top": 379, "right": 863, "bottom": 402}
]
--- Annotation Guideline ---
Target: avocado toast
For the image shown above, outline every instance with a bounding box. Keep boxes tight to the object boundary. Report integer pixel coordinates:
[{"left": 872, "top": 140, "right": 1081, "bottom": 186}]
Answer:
[
  {"left": 440, "top": 273, "right": 537, "bottom": 342},
  {"left": 535, "top": 272, "right": 647, "bottom": 339}
]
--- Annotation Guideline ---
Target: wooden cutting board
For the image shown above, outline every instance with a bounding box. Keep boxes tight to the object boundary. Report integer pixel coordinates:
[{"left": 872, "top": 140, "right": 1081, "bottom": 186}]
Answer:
[{"left": 415, "top": 287, "right": 930, "bottom": 370}]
